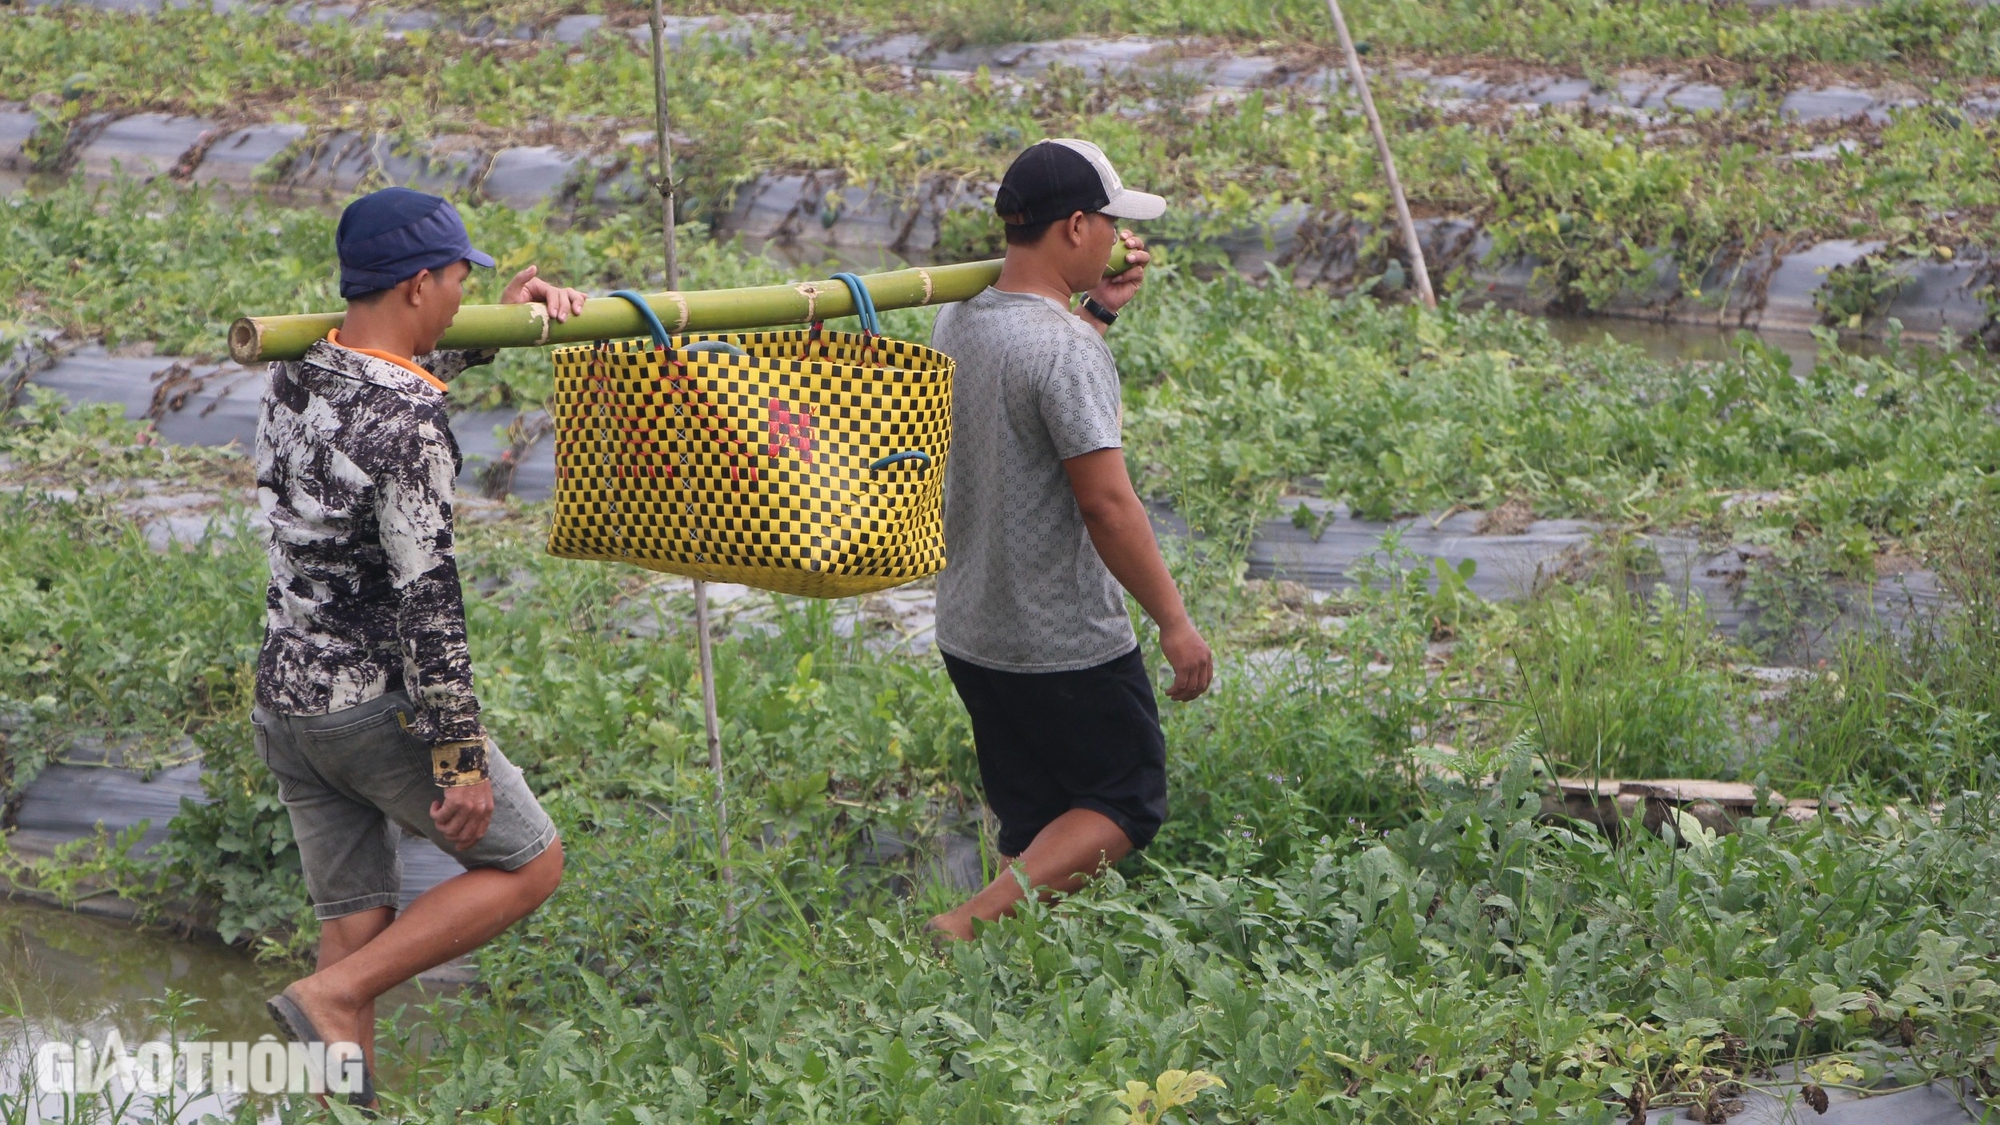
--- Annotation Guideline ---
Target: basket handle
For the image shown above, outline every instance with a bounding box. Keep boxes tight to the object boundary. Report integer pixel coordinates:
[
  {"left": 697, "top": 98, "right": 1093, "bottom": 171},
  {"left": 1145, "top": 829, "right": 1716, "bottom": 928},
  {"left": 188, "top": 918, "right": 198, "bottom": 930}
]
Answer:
[
  {"left": 828, "top": 273, "right": 882, "bottom": 336},
  {"left": 607, "top": 290, "right": 673, "bottom": 350},
  {"left": 606, "top": 291, "right": 749, "bottom": 358},
  {"left": 868, "top": 451, "right": 931, "bottom": 471}
]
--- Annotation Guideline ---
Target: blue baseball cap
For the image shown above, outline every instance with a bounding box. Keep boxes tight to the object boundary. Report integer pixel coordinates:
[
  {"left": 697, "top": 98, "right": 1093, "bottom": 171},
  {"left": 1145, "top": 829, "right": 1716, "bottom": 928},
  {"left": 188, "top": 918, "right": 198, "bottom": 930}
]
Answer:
[{"left": 335, "top": 187, "right": 496, "bottom": 299}]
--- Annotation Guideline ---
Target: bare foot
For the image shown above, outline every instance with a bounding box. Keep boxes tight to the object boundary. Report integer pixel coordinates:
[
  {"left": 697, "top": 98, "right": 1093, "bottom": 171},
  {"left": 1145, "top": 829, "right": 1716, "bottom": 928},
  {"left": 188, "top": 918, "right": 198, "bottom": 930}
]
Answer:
[{"left": 925, "top": 912, "right": 973, "bottom": 944}]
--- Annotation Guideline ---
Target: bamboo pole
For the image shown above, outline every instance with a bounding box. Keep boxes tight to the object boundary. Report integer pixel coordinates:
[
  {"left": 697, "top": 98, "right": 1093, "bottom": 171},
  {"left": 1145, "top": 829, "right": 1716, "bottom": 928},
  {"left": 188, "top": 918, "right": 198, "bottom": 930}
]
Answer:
[
  {"left": 1323, "top": 0, "right": 1435, "bottom": 309},
  {"left": 227, "top": 247, "right": 1134, "bottom": 364},
  {"left": 646, "top": 0, "right": 730, "bottom": 907}
]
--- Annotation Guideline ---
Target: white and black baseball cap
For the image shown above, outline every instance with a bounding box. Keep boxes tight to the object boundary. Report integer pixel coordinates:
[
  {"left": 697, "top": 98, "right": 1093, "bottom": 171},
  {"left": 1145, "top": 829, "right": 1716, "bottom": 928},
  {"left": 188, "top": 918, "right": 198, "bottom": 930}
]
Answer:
[{"left": 994, "top": 139, "right": 1167, "bottom": 226}]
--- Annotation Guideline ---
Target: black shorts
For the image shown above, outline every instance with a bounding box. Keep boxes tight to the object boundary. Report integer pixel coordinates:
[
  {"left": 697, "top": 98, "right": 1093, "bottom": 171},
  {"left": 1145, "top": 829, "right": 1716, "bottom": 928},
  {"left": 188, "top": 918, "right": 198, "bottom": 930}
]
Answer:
[{"left": 942, "top": 646, "right": 1168, "bottom": 856}]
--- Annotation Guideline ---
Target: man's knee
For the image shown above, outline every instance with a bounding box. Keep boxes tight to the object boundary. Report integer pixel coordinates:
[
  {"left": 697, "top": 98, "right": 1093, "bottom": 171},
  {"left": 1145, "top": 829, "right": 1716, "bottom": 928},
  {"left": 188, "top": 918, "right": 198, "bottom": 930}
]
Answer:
[{"left": 516, "top": 836, "right": 563, "bottom": 908}]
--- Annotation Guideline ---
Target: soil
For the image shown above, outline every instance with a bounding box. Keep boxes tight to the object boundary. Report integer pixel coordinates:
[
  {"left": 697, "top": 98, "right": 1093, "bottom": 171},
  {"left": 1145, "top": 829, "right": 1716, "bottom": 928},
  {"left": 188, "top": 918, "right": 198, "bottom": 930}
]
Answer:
[{"left": 1476, "top": 495, "right": 1537, "bottom": 536}]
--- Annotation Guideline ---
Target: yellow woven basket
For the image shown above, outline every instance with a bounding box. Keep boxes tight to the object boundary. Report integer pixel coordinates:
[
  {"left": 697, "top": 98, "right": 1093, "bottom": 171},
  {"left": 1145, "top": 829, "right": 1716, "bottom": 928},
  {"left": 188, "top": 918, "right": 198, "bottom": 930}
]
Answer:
[{"left": 547, "top": 325, "right": 955, "bottom": 598}]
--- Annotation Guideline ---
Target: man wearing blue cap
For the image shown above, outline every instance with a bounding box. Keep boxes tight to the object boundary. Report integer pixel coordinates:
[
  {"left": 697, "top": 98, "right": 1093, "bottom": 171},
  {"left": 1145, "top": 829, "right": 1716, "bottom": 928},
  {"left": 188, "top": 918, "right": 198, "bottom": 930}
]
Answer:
[{"left": 252, "top": 187, "right": 586, "bottom": 1107}]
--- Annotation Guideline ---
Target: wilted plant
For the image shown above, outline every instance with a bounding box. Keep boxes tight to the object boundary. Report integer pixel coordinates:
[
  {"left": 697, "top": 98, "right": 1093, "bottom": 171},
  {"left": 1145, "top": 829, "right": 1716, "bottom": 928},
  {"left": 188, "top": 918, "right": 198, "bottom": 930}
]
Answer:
[{"left": 1116, "top": 1069, "right": 1226, "bottom": 1124}]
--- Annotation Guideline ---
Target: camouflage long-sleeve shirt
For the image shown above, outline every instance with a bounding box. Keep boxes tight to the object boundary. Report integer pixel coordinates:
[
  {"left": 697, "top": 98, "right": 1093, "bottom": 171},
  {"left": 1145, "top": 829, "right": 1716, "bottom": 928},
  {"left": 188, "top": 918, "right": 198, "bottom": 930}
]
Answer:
[{"left": 254, "top": 337, "right": 495, "bottom": 785}]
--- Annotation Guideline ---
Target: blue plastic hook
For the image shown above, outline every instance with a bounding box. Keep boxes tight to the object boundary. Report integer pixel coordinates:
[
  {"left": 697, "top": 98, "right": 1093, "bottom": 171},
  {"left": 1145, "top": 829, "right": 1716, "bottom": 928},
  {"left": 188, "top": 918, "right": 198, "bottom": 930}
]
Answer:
[
  {"left": 827, "top": 272, "right": 883, "bottom": 336},
  {"left": 868, "top": 451, "right": 932, "bottom": 471}
]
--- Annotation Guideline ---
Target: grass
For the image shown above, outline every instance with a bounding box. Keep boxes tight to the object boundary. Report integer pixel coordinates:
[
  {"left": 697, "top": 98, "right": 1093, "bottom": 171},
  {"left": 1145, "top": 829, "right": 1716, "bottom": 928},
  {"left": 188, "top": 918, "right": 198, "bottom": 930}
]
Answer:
[
  {"left": 1125, "top": 269, "right": 2000, "bottom": 556},
  {"left": 1767, "top": 499, "right": 2000, "bottom": 804},
  {"left": 1503, "top": 580, "right": 1747, "bottom": 781},
  {"left": 413, "top": 760, "right": 2000, "bottom": 1124}
]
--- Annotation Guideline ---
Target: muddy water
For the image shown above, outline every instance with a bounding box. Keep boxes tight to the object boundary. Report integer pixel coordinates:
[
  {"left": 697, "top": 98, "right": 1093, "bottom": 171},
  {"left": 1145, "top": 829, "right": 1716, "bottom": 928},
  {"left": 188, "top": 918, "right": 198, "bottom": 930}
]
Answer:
[
  {"left": 0, "top": 900, "right": 440, "bottom": 1121},
  {"left": 1, "top": 899, "right": 287, "bottom": 1038},
  {"left": 1543, "top": 315, "right": 1893, "bottom": 374},
  {"left": 1, "top": 899, "right": 280, "bottom": 1120}
]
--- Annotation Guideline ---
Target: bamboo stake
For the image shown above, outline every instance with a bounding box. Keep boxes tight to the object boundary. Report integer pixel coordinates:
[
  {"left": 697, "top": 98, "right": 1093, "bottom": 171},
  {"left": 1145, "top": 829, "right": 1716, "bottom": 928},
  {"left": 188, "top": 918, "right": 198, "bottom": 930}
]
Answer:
[
  {"left": 646, "top": 0, "right": 730, "bottom": 905},
  {"left": 1323, "top": 0, "right": 1436, "bottom": 309},
  {"left": 648, "top": 0, "right": 679, "bottom": 289},
  {"left": 228, "top": 248, "right": 1134, "bottom": 364}
]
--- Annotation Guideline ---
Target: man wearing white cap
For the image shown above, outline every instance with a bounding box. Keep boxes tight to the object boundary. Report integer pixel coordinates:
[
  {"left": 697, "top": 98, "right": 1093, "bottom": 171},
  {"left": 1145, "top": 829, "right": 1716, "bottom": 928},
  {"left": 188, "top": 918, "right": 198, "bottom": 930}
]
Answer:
[{"left": 926, "top": 139, "right": 1213, "bottom": 942}]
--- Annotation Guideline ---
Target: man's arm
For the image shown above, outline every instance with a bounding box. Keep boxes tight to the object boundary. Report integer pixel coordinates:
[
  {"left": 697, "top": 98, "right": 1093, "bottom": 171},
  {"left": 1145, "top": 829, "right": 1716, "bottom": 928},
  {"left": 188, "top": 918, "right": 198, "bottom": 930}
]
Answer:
[
  {"left": 375, "top": 415, "right": 497, "bottom": 848},
  {"left": 1064, "top": 448, "right": 1214, "bottom": 702},
  {"left": 376, "top": 430, "right": 485, "bottom": 759}
]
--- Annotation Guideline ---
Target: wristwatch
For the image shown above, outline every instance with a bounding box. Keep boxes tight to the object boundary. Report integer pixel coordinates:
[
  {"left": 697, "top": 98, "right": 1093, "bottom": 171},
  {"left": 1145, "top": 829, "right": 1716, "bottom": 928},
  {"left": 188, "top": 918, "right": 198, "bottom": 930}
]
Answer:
[{"left": 1080, "top": 295, "right": 1119, "bottom": 326}]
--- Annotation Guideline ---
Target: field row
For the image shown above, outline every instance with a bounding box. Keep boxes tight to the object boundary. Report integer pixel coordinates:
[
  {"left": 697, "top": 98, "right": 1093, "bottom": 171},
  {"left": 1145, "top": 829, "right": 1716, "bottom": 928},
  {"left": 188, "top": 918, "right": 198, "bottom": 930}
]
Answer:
[
  {"left": 6, "top": 8, "right": 2000, "bottom": 343},
  {"left": 41, "top": 0, "right": 2000, "bottom": 71}
]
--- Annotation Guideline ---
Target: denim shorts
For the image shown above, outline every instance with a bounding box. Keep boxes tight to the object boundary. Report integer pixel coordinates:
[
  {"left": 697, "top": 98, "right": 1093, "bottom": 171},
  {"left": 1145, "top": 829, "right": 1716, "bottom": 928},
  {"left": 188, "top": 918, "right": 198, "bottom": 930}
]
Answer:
[{"left": 252, "top": 691, "right": 557, "bottom": 920}]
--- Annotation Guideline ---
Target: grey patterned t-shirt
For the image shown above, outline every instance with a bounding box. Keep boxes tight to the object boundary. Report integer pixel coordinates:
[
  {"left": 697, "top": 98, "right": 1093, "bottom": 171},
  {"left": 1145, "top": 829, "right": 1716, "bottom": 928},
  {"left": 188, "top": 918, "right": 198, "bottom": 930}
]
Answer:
[{"left": 930, "top": 287, "right": 1136, "bottom": 672}]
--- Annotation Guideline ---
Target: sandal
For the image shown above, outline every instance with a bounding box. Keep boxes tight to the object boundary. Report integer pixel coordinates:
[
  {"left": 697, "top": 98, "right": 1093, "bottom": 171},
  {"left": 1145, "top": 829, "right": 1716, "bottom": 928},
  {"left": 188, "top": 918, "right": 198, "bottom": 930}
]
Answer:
[{"left": 266, "top": 989, "right": 377, "bottom": 1110}]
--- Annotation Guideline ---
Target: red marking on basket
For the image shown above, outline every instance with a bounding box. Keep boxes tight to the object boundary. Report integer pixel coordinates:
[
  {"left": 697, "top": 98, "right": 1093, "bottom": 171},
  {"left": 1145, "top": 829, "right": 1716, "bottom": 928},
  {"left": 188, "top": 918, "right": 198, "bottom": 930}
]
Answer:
[
  {"left": 808, "top": 321, "right": 878, "bottom": 364},
  {"left": 767, "top": 399, "right": 815, "bottom": 463}
]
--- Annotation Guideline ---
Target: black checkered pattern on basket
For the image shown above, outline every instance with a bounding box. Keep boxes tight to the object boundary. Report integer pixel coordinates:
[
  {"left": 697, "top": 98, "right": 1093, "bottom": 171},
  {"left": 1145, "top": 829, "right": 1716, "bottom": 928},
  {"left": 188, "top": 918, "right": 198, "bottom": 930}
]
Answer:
[{"left": 547, "top": 328, "right": 955, "bottom": 598}]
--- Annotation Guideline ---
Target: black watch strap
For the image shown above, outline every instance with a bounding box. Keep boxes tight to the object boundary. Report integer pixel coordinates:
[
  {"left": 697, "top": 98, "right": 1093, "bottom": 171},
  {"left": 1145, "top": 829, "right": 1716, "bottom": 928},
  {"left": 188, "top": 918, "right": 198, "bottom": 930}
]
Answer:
[{"left": 1081, "top": 296, "right": 1119, "bottom": 325}]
